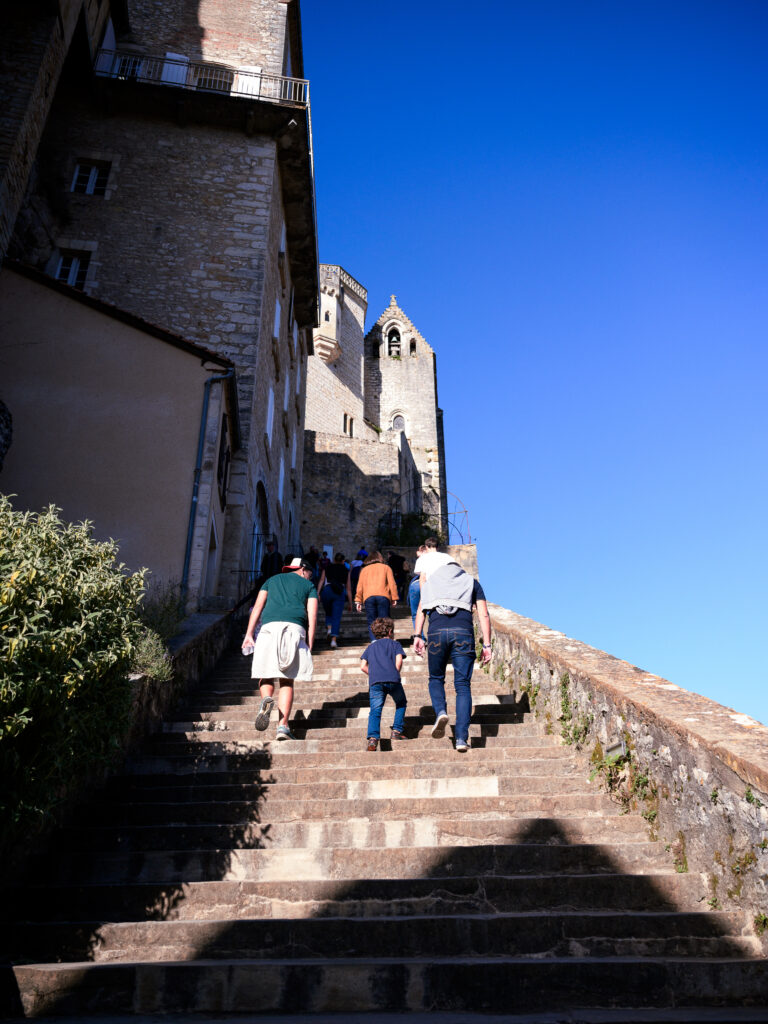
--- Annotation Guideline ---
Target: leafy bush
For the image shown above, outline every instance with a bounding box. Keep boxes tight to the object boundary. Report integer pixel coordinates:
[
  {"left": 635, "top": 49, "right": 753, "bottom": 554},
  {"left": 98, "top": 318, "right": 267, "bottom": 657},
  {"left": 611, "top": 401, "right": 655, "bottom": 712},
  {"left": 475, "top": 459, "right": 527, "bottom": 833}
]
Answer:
[{"left": 0, "top": 497, "right": 145, "bottom": 857}]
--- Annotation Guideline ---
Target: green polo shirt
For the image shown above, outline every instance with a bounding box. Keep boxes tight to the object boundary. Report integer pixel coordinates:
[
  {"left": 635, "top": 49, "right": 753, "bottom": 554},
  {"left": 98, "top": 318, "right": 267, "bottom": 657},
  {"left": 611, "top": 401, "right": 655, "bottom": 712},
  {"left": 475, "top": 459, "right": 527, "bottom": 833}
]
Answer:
[{"left": 260, "top": 572, "right": 317, "bottom": 630}]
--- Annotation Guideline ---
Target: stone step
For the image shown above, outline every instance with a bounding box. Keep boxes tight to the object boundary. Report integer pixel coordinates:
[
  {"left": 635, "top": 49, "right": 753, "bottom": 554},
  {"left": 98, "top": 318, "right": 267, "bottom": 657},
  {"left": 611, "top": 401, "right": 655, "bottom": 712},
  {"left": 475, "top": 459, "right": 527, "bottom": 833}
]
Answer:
[
  {"left": 159, "top": 715, "right": 539, "bottom": 736},
  {"left": 50, "top": 841, "right": 671, "bottom": 884},
  {"left": 107, "top": 756, "right": 582, "bottom": 793},
  {"left": 11, "top": 872, "right": 714, "bottom": 924},
  {"left": 144, "top": 733, "right": 555, "bottom": 753},
  {"left": 62, "top": 811, "right": 650, "bottom": 848},
  {"left": 177, "top": 694, "right": 524, "bottom": 713},
  {"left": 11, "top": 956, "right": 768, "bottom": 1016},
  {"left": 122, "top": 744, "right": 575, "bottom": 775},
  {"left": 13, "top": 911, "right": 757, "bottom": 966},
  {"left": 66, "top": 813, "right": 649, "bottom": 845}
]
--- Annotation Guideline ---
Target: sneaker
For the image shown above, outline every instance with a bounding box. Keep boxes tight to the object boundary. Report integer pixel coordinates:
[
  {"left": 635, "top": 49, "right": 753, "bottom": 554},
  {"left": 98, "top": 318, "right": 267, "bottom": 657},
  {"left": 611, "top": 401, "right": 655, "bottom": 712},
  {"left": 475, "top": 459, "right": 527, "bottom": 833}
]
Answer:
[
  {"left": 275, "top": 725, "right": 296, "bottom": 741},
  {"left": 326, "top": 625, "right": 332, "bottom": 636},
  {"left": 455, "top": 739, "right": 469, "bottom": 753},
  {"left": 431, "top": 712, "right": 449, "bottom": 739},
  {"left": 330, "top": 637, "right": 337, "bottom": 649},
  {"left": 254, "top": 696, "right": 275, "bottom": 731},
  {"left": 366, "top": 737, "right": 378, "bottom": 751},
  {"left": 391, "top": 730, "right": 407, "bottom": 741}
]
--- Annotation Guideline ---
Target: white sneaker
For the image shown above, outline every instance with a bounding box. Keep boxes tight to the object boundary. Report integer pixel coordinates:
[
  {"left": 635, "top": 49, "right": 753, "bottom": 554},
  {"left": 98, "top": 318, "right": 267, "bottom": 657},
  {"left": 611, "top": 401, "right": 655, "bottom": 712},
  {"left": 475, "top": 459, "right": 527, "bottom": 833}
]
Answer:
[
  {"left": 330, "top": 637, "right": 337, "bottom": 649},
  {"left": 431, "top": 712, "right": 449, "bottom": 739},
  {"left": 455, "top": 739, "right": 469, "bottom": 753}
]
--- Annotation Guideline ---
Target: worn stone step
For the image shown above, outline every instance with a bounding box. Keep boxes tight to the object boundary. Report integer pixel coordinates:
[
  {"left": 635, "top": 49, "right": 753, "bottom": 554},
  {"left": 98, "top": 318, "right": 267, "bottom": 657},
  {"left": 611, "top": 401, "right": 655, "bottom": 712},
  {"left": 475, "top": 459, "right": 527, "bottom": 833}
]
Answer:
[
  {"left": 11, "top": 872, "right": 713, "bottom": 924},
  {"left": 144, "top": 732, "right": 555, "bottom": 753},
  {"left": 51, "top": 841, "right": 671, "bottom": 884},
  {"left": 163, "top": 708, "right": 534, "bottom": 728},
  {"left": 122, "top": 744, "right": 574, "bottom": 775},
  {"left": 68, "top": 792, "right": 628, "bottom": 829},
  {"left": 66, "top": 812, "right": 649, "bottom": 846},
  {"left": 13, "top": 911, "right": 757, "bottom": 966},
  {"left": 11, "top": 956, "right": 768, "bottom": 1017},
  {"left": 107, "top": 756, "right": 582, "bottom": 795},
  {"left": 160, "top": 718, "right": 539, "bottom": 739},
  {"left": 62, "top": 811, "right": 650, "bottom": 849}
]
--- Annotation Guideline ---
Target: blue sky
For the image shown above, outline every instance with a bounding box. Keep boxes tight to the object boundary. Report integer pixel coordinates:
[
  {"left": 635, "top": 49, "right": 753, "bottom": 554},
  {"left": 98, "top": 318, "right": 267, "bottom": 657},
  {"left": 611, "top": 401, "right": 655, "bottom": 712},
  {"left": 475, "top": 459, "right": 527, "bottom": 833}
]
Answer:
[{"left": 301, "top": 1, "right": 768, "bottom": 724}]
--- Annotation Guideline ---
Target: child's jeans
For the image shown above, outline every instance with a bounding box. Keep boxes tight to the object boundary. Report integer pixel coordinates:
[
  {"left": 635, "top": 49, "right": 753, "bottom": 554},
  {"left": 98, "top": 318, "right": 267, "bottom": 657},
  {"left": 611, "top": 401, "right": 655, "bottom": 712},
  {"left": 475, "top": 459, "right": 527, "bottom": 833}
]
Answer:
[{"left": 367, "top": 681, "right": 407, "bottom": 739}]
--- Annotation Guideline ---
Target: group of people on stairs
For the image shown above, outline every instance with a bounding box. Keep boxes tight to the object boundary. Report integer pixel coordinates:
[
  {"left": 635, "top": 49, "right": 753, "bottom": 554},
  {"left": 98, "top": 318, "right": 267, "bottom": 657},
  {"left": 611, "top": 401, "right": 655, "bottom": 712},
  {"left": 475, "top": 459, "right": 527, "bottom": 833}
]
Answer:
[{"left": 241, "top": 536, "right": 492, "bottom": 749}]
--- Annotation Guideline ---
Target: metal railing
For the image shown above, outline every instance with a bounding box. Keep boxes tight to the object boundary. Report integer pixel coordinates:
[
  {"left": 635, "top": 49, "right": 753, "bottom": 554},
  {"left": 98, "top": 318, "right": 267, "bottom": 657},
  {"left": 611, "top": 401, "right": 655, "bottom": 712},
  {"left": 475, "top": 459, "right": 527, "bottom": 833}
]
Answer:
[{"left": 94, "top": 50, "right": 309, "bottom": 106}]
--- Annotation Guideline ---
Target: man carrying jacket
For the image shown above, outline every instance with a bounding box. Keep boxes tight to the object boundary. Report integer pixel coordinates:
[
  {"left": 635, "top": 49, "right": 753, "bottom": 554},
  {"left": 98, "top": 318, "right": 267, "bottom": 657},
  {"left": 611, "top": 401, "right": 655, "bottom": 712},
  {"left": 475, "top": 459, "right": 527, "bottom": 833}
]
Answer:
[{"left": 413, "top": 560, "right": 492, "bottom": 753}]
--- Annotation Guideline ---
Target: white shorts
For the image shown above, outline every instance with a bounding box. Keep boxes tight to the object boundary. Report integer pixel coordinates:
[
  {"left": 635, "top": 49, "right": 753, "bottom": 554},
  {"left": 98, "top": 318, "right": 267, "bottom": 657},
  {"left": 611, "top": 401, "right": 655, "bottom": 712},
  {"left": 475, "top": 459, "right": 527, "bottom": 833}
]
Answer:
[{"left": 250, "top": 621, "right": 313, "bottom": 681}]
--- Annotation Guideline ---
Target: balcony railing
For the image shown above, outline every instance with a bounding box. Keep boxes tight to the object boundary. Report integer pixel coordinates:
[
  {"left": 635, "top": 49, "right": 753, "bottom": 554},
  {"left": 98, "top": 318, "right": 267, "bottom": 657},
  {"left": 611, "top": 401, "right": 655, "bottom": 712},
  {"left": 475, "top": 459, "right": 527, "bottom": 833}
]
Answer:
[{"left": 94, "top": 50, "right": 309, "bottom": 106}]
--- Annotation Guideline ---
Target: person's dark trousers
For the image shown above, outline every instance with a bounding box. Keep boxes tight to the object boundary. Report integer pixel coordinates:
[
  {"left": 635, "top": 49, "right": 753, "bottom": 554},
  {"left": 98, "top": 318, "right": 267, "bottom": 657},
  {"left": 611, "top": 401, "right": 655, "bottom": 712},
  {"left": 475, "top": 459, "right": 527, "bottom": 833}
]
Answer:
[
  {"left": 363, "top": 595, "right": 391, "bottom": 640},
  {"left": 321, "top": 585, "right": 346, "bottom": 637},
  {"left": 408, "top": 578, "right": 421, "bottom": 630},
  {"left": 367, "top": 681, "right": 407, "bottom": 740},
  {"left": 426, "top": 627, "right": 476, "bottom": 745}
]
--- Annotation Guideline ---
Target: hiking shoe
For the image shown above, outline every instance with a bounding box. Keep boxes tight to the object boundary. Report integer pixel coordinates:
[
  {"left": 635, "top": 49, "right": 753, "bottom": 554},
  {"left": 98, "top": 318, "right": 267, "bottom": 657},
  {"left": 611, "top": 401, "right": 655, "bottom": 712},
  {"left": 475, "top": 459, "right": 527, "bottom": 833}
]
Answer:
[
  {"left": 254, "top": 696, "right": 275, "bottom": 731},
  {"left": 367, "top": 737, "right": 378, "bottom": 751},
  {"left": 391, "top": 729, "right": 407, "bottom": 741},
  {"left": 330, "top": 637, "right": 337, "bottom": 649},
  {"left": 275, "top": 725, "right": 296, "bottom": 741},
  {"left": 455, "top": 739, "right": 469, "bottom": 753},
  {"left": 431, "top": 712, "right": 449, "bottom": 739}
]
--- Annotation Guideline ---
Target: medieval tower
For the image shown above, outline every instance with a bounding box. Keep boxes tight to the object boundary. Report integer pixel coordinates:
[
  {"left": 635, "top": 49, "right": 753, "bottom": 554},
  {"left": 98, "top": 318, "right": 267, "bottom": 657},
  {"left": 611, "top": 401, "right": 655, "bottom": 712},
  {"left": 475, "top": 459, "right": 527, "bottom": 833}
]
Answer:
[{"left": 302, "top": 268, "right": 448, "bottom": 556}]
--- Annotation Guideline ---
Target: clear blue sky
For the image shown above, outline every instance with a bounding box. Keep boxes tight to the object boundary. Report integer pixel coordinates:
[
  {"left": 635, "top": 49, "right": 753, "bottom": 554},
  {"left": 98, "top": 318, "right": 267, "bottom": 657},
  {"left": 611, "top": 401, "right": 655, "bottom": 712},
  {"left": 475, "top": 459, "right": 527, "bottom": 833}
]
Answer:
[{"left": 301, "top": 1, "right": 768, "bottom": 724}]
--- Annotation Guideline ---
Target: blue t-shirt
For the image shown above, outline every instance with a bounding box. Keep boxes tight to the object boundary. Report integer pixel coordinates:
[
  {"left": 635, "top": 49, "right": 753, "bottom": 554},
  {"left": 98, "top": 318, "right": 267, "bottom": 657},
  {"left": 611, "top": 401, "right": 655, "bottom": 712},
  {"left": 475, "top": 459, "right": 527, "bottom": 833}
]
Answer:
[
  {"left": 427, "top": 579, "right": 486, "bottom": 633},
  {"left": 361, "top": 637, "right": 406, "bottom": 685}
]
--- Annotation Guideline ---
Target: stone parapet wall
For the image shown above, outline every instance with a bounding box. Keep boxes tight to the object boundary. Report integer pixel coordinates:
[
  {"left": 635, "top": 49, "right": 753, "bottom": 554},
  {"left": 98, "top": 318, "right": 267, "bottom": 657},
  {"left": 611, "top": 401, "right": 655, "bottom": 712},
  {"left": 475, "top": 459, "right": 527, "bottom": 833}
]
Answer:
[{"left": 487, "top": 604, "right": 768, "bottom": 939}]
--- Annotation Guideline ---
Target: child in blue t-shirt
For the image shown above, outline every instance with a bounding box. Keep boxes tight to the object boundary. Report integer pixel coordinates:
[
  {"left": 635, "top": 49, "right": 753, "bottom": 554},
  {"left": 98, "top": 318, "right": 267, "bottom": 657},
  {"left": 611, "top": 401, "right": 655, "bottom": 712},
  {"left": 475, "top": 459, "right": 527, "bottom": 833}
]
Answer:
[{"left": 360, "top": 617, "right": 407, "bottom": 751}]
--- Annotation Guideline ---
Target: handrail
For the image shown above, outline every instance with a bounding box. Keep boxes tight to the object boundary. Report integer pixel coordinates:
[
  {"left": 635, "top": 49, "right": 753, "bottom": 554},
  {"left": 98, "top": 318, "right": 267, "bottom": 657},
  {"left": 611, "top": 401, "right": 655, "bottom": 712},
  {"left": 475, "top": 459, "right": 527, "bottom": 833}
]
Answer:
[{"left": 94, "top": 49, "right": 310, "bottom": 106}]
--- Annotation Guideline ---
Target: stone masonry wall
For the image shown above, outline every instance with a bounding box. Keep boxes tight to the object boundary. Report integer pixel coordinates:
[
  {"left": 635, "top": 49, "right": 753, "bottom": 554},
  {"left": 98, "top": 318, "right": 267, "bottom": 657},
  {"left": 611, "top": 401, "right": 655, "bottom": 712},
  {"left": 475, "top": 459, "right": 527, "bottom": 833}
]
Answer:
[
  {"left": 0, "top": 0, "right": 110, "bottom": 258},
  {"left": 303, "top": 430, "right": 410, "bottom": 558},
  {"left": 306, "top": 264, "right": 372, "bottom": 439},
  {"left": 123, "top": 0, "right": 291, "bottom": 78},
  {"left": 486, "top": 604, "right": 768, "bottom": 944}
]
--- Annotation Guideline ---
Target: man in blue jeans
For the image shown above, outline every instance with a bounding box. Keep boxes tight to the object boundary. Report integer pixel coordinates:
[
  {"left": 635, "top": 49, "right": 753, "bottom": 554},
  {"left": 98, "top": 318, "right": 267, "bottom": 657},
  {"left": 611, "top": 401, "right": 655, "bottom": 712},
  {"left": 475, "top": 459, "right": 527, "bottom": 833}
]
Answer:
[{"left": 413, "top": 561, "right": 492, "bottom": 753}]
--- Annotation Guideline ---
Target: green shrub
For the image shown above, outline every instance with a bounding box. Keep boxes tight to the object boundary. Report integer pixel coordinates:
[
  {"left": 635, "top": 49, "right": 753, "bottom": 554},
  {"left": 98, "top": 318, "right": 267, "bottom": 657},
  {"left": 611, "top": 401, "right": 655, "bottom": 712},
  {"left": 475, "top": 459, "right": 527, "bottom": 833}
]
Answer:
[{"left": 0, "top": 497, "right": 145, "bottom": 857}]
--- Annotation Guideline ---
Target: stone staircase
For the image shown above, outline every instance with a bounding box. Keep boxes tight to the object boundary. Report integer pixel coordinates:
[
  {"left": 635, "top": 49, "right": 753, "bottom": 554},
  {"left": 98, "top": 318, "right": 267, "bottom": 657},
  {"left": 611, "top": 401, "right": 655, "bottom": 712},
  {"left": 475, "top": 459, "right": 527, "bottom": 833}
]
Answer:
[{"left": 4, "top": 608, "right": 768, "bottom": 1019}]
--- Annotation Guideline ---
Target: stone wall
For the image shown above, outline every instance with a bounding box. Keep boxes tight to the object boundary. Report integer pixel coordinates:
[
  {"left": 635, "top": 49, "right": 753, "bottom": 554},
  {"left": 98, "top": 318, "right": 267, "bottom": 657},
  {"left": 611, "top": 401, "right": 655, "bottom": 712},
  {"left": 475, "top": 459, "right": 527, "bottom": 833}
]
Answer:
[
  {"left": 306, "top": 264, "right": 371, "bottom": 438},
  {"left": 303, "top": 429, "right": 423, "bottom": 558},
  {"left": 124, "top": 0, "right": 293, "bottom": 79},
  {"left": 0, "top": 0, "right": 110, "bottom": 258},
  {"left": 487, "top": 604, "right": 768, "bottom": 941}
]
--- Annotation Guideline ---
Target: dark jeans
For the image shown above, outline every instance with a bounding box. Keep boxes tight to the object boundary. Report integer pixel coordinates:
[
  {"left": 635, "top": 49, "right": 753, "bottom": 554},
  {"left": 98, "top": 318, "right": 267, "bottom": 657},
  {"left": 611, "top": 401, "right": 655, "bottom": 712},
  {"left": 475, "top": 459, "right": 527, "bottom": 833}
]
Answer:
[
  {"left": 321, "top": 585, "right": 346, "bottom": 637},
  {"left": 367, "top": 681, "right": 407, "bottom": 739},
  {"left": 427, "top": 627, "right": 476, "bottom": 745},
  {"left": 364, "top": 595, "right": 391, "bottom": 640}
]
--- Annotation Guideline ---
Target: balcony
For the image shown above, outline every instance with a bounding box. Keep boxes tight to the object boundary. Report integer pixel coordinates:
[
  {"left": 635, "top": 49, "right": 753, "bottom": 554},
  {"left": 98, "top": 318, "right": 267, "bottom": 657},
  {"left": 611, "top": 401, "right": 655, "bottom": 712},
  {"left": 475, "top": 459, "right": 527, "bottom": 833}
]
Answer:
[{"left": 95, "top": 50, "right": 309, "bottom": 107}]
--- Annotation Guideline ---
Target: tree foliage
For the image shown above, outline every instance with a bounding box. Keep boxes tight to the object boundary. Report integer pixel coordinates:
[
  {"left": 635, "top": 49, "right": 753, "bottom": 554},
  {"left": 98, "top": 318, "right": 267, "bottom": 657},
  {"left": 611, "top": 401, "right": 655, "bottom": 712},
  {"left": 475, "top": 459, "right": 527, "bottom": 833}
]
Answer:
[{"left": 0, "top": 496, "right": 145, "bottom": 854}]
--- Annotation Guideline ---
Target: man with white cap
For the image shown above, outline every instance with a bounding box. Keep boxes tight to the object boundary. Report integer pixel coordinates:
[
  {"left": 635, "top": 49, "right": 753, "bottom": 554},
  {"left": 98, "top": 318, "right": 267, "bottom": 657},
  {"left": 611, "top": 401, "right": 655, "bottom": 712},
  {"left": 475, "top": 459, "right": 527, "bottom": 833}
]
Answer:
[{"left": 242, "top": 557, "right": 317, "bottom": 740}]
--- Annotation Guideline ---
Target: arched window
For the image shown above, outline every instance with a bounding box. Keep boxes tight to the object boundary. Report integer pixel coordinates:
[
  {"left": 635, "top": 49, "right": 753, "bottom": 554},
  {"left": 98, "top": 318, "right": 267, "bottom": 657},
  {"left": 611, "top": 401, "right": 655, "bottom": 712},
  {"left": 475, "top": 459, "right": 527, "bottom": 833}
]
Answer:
[
  {"left": 409, "top": 338, "right": 416, "bottom": 356},
  {"left": 388, "top": 328, "right": 401, "bottom": 357},
  {"left": 392, "top": 414, "right": 406, "bottom": 432}
]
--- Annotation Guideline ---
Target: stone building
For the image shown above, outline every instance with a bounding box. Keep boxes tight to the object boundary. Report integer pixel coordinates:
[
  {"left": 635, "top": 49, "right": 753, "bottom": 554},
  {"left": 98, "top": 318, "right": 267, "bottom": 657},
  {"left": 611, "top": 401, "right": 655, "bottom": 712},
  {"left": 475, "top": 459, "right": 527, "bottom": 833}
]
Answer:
[
  {"left": 302, "top": 268, "right": 447, "bottom": 557},
  {"left": 0, "top": 0, "right": 318, "bottom": 609}
]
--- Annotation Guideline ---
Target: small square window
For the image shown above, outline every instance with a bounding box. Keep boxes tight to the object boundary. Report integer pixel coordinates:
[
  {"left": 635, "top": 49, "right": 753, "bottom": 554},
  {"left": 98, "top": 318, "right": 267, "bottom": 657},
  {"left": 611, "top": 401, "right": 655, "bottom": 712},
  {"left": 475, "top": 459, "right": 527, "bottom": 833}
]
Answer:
[
  {"left": 71, "top": 161, "right": 111, "bottom": 196},
  {"left": 56, "top": 251, "right": 91, "bottom": 290}
]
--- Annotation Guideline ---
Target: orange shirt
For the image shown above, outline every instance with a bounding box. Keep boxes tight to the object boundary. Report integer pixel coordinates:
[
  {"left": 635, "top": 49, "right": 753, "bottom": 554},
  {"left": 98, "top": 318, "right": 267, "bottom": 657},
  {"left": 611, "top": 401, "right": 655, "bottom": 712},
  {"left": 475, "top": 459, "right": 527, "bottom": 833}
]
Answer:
[{"left": 355, "top": 563, "right": 398, "bottom": 604}]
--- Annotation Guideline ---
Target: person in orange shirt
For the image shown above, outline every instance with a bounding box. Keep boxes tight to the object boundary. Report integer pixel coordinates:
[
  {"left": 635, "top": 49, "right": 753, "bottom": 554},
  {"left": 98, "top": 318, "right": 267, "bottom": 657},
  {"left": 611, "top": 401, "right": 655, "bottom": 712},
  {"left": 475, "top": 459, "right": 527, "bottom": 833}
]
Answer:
[{"left": 354, "top": 551, "right": 398, "bottom": 641}]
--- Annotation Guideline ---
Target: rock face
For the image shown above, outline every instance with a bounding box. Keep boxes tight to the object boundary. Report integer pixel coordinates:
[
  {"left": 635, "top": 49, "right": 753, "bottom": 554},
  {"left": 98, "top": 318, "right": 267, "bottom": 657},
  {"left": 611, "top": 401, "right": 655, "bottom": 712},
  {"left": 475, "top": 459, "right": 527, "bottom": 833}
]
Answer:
[
  {"left": 4, "top": 607, "right": 768, "bottom": 1017},
  {"left": 0, "top": 399, "right": 11, "bottom": 471}
]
